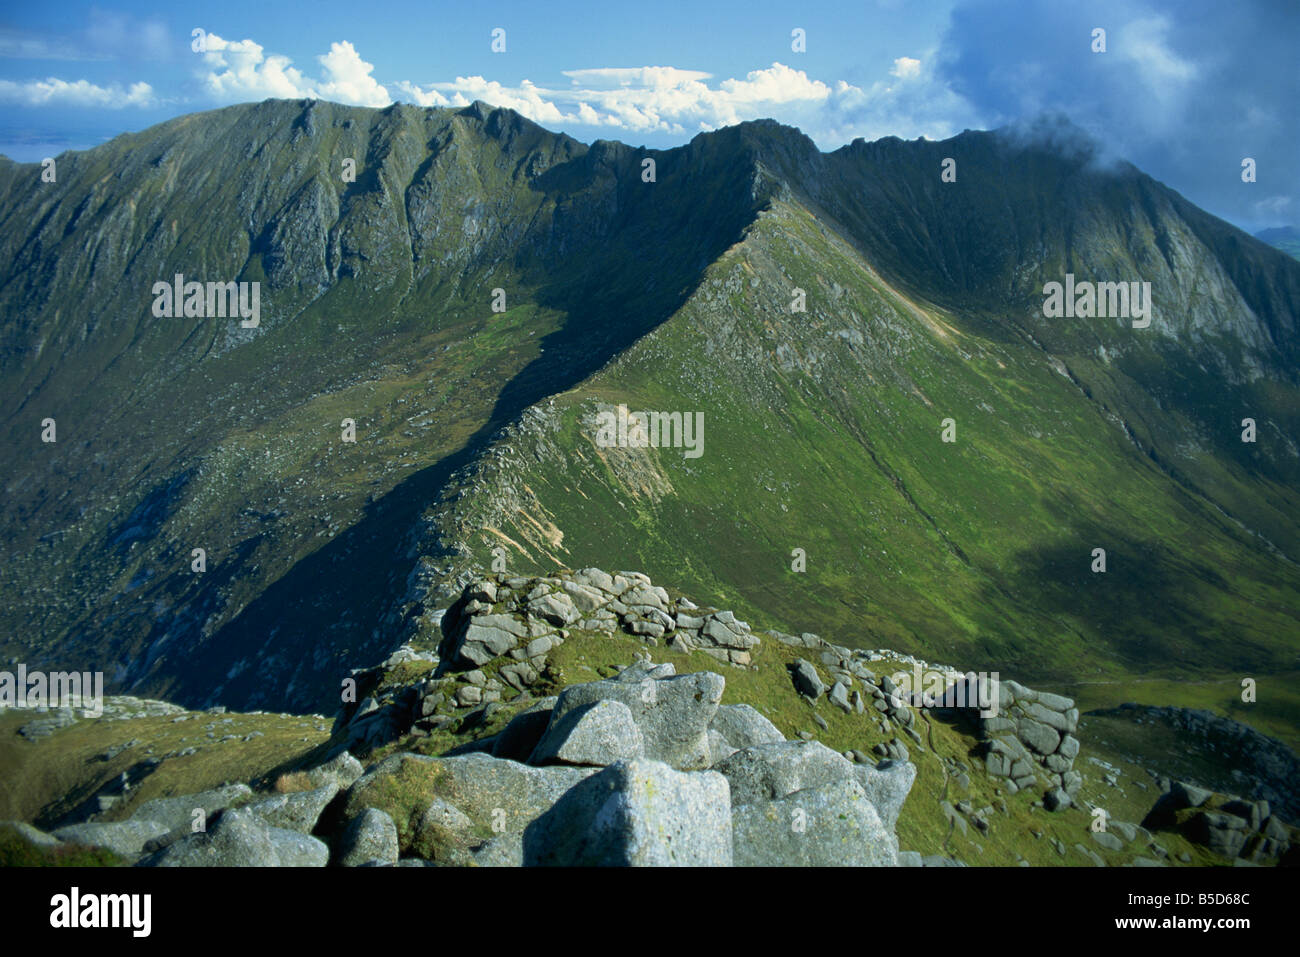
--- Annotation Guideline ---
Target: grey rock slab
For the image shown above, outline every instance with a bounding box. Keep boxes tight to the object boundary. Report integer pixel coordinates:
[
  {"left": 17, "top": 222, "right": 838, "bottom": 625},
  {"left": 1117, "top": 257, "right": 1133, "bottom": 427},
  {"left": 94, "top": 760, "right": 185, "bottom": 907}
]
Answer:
[
  {"left": 1171, "top": 781, "right": 1214, "bottom": 809},
  {"left": 1025, "top": 702, "right": 1072, "bottom": 733},
  {"left": 459, "top": 615, "right": 528, "bottom": 664},
  {"left": 1109, "top": 820, "right": 1140, "bottom": 843},
  {"left": 245, "top": 782, "right": 339, "bottom": 834},
  {"left": 709, "top": 703, "right": 784, "bottom": 750},
  {"left": 527, "top": 592, "right": 580, "bottom": 626},
  {"left": 733, "top": 778, "right": 897, "bottom": 867},
  {"left": 1044, "top": 788, "right": 1071, "bottom": 812},
  {"left": 345, "top": 753, "right": 596, "bottom": 837},
  {"left": 573, "top": 568, "right": 616, "bottom": 594},
  {"left": 1044, "top": 753, "right": 1072, "bottom": 773},
  {"left": 855, "top": 759, "right": 916, "bottom": 832},
  {"left": 1186, "top": 811, "right": 1250, "bottom": 859},
  {"left": 418, "top": 798, "right": 473, "bottom": 834},
  {"left": 791, "top": 659, "right": 826, "bottom": 699},
  {"left": 1035, "top": 691, "right": 1075, "bottom": 712},
  {"left": 707, "top": 729, "right": 738, "bottom": 766},
  {"left": 560, "top": 581, "right": 609, "bottom": 613},
  {"left": 715, "top": 740, "right": 856, "bottom": 806},
  {"left": 981, "top": 716, "right": 1017, "bottom": 735},
  {"left": 530, "top": 698, "right": 645, "bottom": 767},
  {"left": 1074, "top": 843, "right": 1106, "bottom": 867},
  {"left": 471, "top": 834, "right": 524, "bottom": 867},
  {"left": 990, "top": 735, "right": 1029, "bottom": 761},
  {"left": 524, "top": 636, "right": 554, "bottom": 658},
  {"left": 614, "top": 660, "right": 676, "bottom": 682},
  {"left": 130, "top": 783, "right": 253, "bottom": 833},
  {"left": 1092, "top": 831, "right": 1124, "bottom": 852},
  {"left": 702, "top": 618, "right": 755, "bottom": 650},
  {"left": 523, "top": 759, "right": 732, "bottom": 866},
  {"left": 542, "top": 670, "right": 724, "bottom": 770},
  {"left": 54, "top": 820, "right": 171, "bottom": 859},
  {"left": 1016, "top": 718, "right": 1062, "bottom": 755},
  {"left": 338, "top": 808, "right": 399, "bottom": 867},
  {"left": 1063, "top": 770, "right": 1083, "bottom": 795},
  {"left": 620, "top": 585, "right": 668, "bottom": 612},
  {"left": 139, "top": 808, "right": 327, "bottom": 866}
]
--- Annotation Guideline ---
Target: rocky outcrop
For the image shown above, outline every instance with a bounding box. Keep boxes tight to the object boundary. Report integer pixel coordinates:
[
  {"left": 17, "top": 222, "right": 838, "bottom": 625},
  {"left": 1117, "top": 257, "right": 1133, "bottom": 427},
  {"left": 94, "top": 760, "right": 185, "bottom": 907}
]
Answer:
[
  {"left": 139, "top": 807, "right": 329, "bottom": 867},
  {"left": 861, "top": 664, "right": 1082, "bottom": 810},
  {"left": 245, "top": 783, "right": 339, "bottom": 834},
  {"left": 980, "top": 699, "right": 1080, "bottom": 812},
  {"left": 1094, "top": 703, "right": 1300, "bottom": 823},
  {"left": 532, "top": 664, "right": 723, "bottom": 770},
  {"left": 336, "top": 808, "right": 400, "bottom": 867},
  {"left": 440, "top": 568, "right": 762, "bottom": 674},
  {"left": 523, "top": 759, "right": 734, "bottom": 866},
  {"left": 15, "top": 697, "right": 186, "bottom": 742},
  {"left": 336, "top": 569, "right": 768, "bottom": 752},
  {"left": 761, "top": 637, "right": 925, "bottom": 762},
  {"left": 1143, "top": 779, "right": 1297, "bottom": 864},
  {"left": 350, "top": 661, "right": 908, "bottom": 866},
  {"left": 46, "top": 656, "right": 913, "bottom": 867},
  {"left": 732, "top": 778, "right": 895, "bottom": 867}
]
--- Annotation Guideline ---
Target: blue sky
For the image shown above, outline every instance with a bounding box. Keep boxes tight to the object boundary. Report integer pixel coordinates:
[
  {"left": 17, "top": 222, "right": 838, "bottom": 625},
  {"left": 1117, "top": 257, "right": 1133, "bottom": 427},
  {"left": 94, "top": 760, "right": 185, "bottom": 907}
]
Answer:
[{"left": 0, "top": 0, "right": 1295, "bottom": 232}]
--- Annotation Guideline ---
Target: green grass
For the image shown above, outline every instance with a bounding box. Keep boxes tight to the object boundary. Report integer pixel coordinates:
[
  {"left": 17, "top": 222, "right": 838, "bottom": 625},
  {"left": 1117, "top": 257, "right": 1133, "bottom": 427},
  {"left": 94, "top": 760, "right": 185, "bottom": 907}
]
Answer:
[
  {"left": 0, "top": 708, "right": 328, "bottom": 829},
  {"left": 443, "top": 197, "right": 1300, "bottom": 705}
]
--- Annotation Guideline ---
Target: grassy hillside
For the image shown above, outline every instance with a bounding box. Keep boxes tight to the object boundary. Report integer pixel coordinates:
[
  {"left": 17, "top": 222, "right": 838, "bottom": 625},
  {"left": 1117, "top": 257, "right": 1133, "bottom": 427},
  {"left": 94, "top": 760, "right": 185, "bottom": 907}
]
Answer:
[
  {"left": 419, "top": 194, "right": 1300, "bottom": 698},
  {"left": 0, "top": 102, "right": 1295, "bottom": 735}
]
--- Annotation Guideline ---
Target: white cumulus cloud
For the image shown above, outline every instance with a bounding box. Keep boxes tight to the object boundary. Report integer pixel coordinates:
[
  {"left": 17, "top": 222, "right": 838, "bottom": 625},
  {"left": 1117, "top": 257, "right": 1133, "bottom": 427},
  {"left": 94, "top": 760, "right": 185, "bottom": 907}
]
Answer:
[
  {"left": 197, "top": 35, "right": 389, "bottom": 107},
  {"left": 0, "top": 77, "right": 155, "bottom": 108},
  {"left": 399, "top": 62, "right": 844, "bottom": 137},
  {"left": 174, "top": 34, "right": 976, "bottom": 149}
]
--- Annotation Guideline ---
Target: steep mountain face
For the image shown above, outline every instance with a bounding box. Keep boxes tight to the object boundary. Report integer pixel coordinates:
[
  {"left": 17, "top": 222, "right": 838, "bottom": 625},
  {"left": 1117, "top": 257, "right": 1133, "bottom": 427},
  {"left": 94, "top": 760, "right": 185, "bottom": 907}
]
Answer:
[
  {"left": 1, "top": 100, "right": 1296, "bottom": 716},
  {"left": 0, "top": 100, "right": 766, "bottom": 707}
]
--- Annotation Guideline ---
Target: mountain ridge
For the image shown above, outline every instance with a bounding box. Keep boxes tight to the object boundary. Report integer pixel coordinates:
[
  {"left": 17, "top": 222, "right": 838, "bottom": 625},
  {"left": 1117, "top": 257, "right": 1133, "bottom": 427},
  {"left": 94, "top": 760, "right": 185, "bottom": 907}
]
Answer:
[{"left": 1, "top": 98, "right": 1296, "bottom": 723}]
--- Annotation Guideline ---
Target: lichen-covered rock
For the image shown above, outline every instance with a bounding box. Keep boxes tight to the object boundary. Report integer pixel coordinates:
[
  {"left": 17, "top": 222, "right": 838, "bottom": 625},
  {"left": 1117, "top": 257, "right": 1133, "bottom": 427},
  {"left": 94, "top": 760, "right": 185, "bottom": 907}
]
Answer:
[
  {"left": 337, "top": 808, "right": 399, "bottom": 866},
  {"left": 53, "top": 819, "right": 171, "bottom": 859},
  {"left": 139, "top": 808, "right": 328, "bottom": 866},
  {"left": 709, "top": 703, "right": 784, "bottom": 751},
  {"left": 306, "top": 751, "right": 364, "bottom": 790},
  {"left": 523, "top": 759, "right": 732, "bottom": 866},
  {"left": 732, "top": 779, "right": 897, "bottom": 867},
  {"left": 855, "top": 759, "right": 916, "bottom": 832},
  {"left": 540, "top": 670, "right": 724, "bottom": 770},
  {"left": 530, "top": 699, "right": 645, "bottom": 767},
  {"left": 342, "top": 752, "right": 596, "bottom": 846},
  {"left": 130, "top": 784, "right": 253, "bottom": 834},
  {"left": 245, "top": 782, "right": 339, "bottom": 834},
  {"left": 716, "top": 740, "right": 856, "bottom": 805}
]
